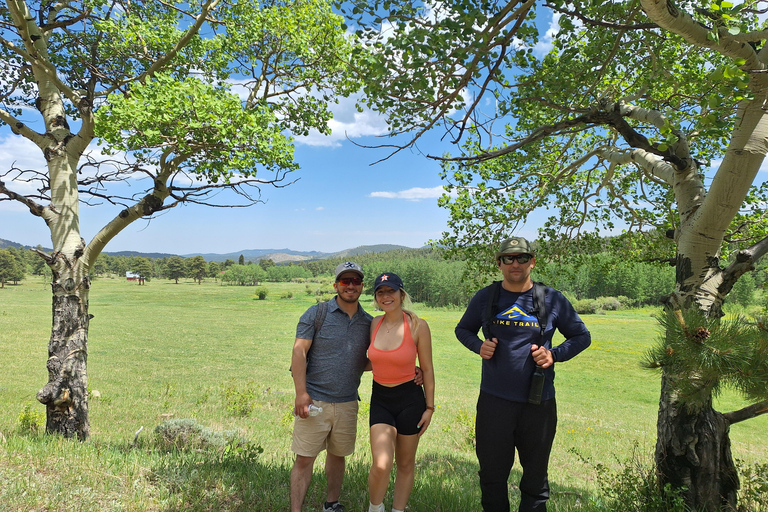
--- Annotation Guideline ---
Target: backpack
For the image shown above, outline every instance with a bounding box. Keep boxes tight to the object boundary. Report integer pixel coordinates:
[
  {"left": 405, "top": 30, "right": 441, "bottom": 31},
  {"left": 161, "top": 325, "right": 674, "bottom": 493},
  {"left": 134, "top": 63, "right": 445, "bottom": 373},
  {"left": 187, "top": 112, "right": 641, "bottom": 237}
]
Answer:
[
  {"left": 481, "top": 281, "right": 547, "bottom": 341},
  {"left": 312, "top": 300, "right": 329, "bottom": 338}
]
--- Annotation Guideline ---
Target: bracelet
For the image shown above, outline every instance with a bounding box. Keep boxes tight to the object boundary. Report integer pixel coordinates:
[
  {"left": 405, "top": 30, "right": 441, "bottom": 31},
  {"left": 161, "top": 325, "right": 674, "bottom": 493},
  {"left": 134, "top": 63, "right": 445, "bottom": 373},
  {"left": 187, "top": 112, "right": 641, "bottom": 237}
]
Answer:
[{"left": 426, "top": 405, "right": 436, "bottom": 411}]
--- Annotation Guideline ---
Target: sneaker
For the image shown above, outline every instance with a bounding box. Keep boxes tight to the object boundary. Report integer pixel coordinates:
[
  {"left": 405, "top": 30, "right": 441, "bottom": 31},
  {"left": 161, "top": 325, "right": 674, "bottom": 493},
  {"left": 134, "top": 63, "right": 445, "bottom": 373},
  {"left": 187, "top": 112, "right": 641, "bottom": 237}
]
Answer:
[{"left": 323, "top": 502, "right": 346, "bottom": 512}]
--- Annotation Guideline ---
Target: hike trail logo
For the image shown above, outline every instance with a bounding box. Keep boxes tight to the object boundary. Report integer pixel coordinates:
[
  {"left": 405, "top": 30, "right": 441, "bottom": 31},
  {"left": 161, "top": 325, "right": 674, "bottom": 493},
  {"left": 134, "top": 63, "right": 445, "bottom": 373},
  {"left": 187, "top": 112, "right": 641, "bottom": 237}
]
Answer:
[{"left": 494, "top": 304, "right": 540, "bottom": 329}]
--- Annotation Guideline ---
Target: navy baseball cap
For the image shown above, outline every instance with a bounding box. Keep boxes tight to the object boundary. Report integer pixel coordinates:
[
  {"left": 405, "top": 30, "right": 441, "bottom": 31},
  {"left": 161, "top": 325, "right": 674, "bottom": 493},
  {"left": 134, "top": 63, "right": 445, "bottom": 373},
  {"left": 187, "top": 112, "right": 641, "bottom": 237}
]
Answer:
[{"left": 374, "top": 272, "right": 404, "bottom": 292}]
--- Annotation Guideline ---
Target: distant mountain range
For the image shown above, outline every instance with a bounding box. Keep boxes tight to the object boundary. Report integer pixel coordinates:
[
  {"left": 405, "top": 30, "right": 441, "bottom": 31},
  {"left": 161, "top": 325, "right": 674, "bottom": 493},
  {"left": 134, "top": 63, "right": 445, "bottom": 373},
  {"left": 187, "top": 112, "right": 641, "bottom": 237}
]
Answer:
[
  {"left": 189, "top": 244, "right": 414, "bottom": 263},
  {"left": 0, "top": 238, "right": 414, "bottom": 263}
]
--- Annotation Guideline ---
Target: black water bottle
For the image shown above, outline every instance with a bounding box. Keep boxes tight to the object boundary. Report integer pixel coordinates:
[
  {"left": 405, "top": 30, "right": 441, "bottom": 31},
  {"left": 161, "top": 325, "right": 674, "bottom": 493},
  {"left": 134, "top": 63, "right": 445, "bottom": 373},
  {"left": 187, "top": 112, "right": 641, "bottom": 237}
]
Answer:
[{"left": 528, "top": 366, "right": 545, "bottom": 404}]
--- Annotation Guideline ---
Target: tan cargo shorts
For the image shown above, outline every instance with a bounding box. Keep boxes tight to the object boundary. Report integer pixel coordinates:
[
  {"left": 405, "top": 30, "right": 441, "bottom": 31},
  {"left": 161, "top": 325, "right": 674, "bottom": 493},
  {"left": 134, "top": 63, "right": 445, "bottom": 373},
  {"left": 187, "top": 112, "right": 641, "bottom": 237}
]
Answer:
[{"left": 291, "top": 400, "right": 359, "bottom": 458}]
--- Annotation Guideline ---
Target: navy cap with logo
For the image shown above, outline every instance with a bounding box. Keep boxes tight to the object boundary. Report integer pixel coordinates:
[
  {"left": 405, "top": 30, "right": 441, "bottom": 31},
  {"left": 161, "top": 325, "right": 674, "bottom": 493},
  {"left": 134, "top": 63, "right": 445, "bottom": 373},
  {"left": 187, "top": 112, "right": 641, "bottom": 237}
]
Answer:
[
  {"left": 495, "top": 236, "right": 536, "bottom": 260},
  {"left": 374, "top": 272, "right": 404, "bottom": 292},
  {"left": 335, "top": 261, "right": 364, "bottom": 280}
]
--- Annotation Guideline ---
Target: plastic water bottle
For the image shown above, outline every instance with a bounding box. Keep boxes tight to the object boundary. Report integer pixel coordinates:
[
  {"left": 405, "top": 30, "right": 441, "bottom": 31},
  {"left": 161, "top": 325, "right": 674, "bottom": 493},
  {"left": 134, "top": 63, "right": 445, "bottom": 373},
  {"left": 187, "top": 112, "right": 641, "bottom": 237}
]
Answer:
[
  {"left": 528, "top": 366, "right": 545, "bottom": 405},
  {"left": 295, "top": 404, "right": 323, "bottom": 417}
]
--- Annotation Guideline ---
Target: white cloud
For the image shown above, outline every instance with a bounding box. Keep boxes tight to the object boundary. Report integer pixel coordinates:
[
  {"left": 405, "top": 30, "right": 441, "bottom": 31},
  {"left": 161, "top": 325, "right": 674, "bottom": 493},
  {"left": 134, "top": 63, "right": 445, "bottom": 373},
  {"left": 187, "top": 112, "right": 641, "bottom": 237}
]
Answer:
[
  {"left": 532, "top": 11, "right": 563, "bottom": 57},
  {"left": 224, "top": 74, "right": 390, "bottom": 148},
  {"left": 0, "top": 135, "right": 46, "bottom": 200},
  {"left": 369, "top": 186, "right": 449, "bottom": 201},
  {"left": 296, "top": 98, "right": 389, "bottom": 147}
]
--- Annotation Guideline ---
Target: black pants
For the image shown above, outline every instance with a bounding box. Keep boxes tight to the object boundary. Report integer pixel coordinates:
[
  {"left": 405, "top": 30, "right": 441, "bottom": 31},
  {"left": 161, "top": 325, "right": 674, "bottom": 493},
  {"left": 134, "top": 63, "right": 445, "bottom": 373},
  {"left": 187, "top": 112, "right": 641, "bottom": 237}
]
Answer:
[{"left": 475, "top": 391, "right": 557, "bottom": 512}]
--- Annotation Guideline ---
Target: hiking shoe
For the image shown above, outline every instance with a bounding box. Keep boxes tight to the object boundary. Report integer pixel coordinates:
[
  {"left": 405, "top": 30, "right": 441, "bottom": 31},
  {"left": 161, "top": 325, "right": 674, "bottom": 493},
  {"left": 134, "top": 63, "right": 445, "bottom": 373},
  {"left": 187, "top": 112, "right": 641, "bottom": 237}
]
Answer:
[{"left": 323, "top": 502, "right": 346, "bottom": 512}]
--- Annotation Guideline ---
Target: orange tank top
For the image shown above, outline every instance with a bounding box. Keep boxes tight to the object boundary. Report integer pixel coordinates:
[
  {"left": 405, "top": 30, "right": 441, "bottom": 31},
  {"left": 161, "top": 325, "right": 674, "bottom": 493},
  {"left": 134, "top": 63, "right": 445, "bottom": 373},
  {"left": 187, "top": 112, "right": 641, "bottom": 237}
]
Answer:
[{"left": 369, "top": 312, "right": 417, "bottom": 384}]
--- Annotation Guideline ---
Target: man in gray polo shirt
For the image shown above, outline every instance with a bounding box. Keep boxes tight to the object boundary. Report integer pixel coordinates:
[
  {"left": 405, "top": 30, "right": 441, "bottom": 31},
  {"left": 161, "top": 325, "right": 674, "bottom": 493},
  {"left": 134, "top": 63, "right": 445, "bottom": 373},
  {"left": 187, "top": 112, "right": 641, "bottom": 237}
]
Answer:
[{"left": 290, "top": 261, "right": 373, "bottom": 512}]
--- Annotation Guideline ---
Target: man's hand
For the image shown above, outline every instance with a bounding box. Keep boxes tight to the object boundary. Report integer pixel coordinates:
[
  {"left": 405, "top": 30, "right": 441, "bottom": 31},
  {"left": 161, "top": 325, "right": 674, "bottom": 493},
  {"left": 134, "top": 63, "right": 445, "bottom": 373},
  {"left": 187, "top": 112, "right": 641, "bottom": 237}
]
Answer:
[
  {"left": 294, "top": 392, "right": 313, "bottom": 419},
  {"left": 414, "top": 366, "right": 424, "bottom": 386},
  {"left": 531, "top": 344, "right": 554, "bottom": 368},
  {"left": 480, "top": 338, "right": 498, "bottom": 359}
]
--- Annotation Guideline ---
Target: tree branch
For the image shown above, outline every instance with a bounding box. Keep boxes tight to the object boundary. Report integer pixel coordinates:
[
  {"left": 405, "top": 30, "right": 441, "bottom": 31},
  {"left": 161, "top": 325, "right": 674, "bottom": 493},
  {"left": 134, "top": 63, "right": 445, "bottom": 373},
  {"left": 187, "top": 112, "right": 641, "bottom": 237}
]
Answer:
[
  {"left": 6, "top": 0, "right": 78, "bottom": 103},
  {"left": 545, "top": 2, "right": 658, "bottom": 30},
  {"left": 719, "top": 235, "right": 768, "bottom": 296},
  {"left": 640, "top": 0, "right": 762, "bottom": 69},
  {"left": 140, "top": 0, "right": 220, "bottom": 83},
  {"left": 599, "top": 148, "right": 676, "bottom": 184},
  {"left": 723, "top": 400, "right": 768, "bottom": 425},
  {"left": 0, "top": 179, "right": 46, "bottom": 217},
  {"left": 434, "top": 102, "right": 687, "bottom": 168},
  {"left": 0, "top": 108, "right": 47, "bottom": 146}
]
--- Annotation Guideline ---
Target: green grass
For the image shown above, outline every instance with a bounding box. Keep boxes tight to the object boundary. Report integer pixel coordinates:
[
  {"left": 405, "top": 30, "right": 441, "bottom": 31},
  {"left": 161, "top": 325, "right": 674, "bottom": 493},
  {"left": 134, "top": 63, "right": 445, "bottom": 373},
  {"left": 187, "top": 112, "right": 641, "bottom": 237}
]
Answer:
[{"left": 0, "top": 277, "right": 766, "bottom": 511}]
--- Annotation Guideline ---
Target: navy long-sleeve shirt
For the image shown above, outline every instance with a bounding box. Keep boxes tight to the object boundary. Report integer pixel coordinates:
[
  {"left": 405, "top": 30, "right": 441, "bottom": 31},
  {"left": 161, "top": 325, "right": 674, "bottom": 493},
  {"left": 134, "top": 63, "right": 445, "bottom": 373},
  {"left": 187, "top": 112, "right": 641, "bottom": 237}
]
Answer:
[{"left": 455, "top": 283, "right": 591, "bottom": 403}]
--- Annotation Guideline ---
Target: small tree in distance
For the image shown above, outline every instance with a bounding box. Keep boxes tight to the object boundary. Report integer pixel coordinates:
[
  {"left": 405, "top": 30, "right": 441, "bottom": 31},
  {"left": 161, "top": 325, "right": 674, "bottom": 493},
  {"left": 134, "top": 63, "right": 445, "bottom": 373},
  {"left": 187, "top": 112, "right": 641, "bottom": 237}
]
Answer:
[
  {"left": 132, "top": 257, "right": 154, "bottom": 285},
  {"left": 0, "top": 249, "right": 24, "bottom": 288},
  {"left": 186, "top": 256, "right": 209, "bottom": 285},
  {"left": 166, "top": 256, "right": 187, "bottom": 284}
]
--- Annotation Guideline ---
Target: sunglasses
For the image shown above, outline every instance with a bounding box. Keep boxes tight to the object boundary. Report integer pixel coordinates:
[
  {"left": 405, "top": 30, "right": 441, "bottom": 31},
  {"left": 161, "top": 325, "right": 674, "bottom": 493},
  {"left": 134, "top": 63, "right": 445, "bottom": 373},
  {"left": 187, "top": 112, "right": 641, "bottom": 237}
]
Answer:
[
  {"left": 337, "top": 277, "right": 363, "bottom": 286},
  {"left": 499, "top": 254, "right": 532, "bottom": 265}
]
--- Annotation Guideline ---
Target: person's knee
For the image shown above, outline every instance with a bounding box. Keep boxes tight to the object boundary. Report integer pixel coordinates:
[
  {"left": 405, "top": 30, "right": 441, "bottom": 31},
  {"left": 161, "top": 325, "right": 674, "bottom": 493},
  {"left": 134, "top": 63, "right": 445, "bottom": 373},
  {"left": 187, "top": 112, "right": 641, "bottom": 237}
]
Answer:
[
  {"left": 371, "top": 456, "right": 394, "bottom": 476},
  {"left": 293, "top": 454, "right": 316, "bottom": 472},
  {"left": 395, "top": 457, "right": 415, "bottom": 475}
]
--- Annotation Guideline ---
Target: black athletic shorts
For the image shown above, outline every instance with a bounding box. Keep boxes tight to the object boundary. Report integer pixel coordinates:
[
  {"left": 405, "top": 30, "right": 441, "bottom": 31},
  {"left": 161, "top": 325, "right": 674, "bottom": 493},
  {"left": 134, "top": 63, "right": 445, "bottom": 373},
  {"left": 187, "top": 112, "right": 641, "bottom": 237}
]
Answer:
[{"left": 369, "top": 380, "right": 426, "bottom": 435}]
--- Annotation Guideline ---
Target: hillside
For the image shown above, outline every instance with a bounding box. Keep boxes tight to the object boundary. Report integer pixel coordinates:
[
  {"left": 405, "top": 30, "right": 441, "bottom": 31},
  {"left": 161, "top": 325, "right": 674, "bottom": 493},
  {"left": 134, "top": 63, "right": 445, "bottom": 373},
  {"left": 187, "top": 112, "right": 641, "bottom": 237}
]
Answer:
[{"left": 0, "top": 238, "right": 414, "bottom": 262}]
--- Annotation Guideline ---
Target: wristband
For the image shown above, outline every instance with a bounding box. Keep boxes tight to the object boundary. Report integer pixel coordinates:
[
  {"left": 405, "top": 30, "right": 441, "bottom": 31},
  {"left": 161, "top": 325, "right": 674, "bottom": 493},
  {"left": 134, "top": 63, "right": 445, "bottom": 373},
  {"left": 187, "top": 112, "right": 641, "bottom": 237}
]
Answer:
[{"left": 426, "top": 405, "right": 436, "bottom": 411}]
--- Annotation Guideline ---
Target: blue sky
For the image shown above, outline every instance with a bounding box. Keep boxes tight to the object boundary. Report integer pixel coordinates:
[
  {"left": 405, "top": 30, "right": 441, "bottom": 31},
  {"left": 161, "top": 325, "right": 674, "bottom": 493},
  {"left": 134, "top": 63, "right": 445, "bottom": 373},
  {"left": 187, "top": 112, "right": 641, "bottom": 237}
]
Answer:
[{"left": 1, "top": 106, "right": 543, "bottom": 255}]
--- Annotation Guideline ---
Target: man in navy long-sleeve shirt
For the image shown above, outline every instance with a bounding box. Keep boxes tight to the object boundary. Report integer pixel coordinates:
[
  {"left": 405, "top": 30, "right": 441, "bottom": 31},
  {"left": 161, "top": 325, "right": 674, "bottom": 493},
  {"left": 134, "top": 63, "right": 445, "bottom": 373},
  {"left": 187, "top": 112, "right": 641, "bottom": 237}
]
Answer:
[{"left": 455, "top": 236, "right": 591, "bottom": 512}]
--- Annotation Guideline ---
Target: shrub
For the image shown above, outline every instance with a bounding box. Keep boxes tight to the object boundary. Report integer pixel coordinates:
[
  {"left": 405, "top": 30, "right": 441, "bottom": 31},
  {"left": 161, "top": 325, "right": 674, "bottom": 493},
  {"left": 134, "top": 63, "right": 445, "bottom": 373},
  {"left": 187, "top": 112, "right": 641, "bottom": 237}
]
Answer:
[
  {"left": 254, "top": 286, "right": 269, "bottom": 300},
  {"left": 617, "top": 295, "right": 637, "bottom": 308},
  {"left": 17, "top": 403, "right": 45, "bottom": 435},
  {"left": 223, "top": 381, "right": 257, "bottom": 417},
  {"left": 154, "top": 418, "right": 242, "bottom": 451},
  {"left": 573, "top": 298, "right": 599, "bottom": 315},
  {"left": 737, "top": 460, "right": 768, "bottom": 512},
  {"left": 572, "top": 447, "right": 687, "bottom": 512},
  {"left": 597, "top": 296, "right": 623, "bottom": 311}
]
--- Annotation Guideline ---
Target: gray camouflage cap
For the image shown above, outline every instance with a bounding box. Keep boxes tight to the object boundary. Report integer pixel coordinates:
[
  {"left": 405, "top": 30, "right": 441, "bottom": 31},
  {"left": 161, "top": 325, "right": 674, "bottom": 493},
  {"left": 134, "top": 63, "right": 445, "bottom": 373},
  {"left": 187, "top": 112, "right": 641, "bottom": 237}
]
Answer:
[{"left": 335, "top": 261, "right": 364, "bottom": 280}]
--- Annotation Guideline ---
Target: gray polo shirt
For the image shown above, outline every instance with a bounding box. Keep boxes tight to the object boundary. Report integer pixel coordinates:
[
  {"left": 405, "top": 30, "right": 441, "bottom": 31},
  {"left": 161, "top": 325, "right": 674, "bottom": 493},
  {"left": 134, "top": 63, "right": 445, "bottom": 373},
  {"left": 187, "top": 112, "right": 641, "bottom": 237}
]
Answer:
[{"left": 296, "top": 297, "right": 372, "bottom": 403}]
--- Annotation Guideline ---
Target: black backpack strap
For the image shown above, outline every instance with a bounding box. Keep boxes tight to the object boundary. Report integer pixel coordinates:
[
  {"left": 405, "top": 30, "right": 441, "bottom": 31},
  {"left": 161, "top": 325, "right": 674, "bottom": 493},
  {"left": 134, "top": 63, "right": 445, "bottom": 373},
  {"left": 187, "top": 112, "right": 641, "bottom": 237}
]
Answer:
[
  {"left": 306, "top": 300, "right": 329, "bottom": 363},
  {"left": 313, "top": 300, "right": 329, "bottom": 340},
  {"left": 482, "top": 281, "right": 502, "bottom": 340},
  {"left": 530, "top": 282, "right": 547, "bottom": 338}
]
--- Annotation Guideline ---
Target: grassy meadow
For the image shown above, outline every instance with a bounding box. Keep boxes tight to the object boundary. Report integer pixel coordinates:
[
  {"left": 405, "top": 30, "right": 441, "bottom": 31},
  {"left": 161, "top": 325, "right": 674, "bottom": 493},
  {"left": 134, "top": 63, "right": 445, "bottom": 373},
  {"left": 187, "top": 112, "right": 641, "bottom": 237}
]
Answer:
[{"left": 0, "top": 276, "right": 766, "bottom": 511}]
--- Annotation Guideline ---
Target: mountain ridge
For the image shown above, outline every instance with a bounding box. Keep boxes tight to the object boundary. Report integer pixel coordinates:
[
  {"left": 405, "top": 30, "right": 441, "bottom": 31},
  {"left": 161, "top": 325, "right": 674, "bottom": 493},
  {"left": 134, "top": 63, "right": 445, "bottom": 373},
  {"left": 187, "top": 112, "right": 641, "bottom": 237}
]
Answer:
[{"left": 0, "top": 238, "right": 415, "bottom": 262}]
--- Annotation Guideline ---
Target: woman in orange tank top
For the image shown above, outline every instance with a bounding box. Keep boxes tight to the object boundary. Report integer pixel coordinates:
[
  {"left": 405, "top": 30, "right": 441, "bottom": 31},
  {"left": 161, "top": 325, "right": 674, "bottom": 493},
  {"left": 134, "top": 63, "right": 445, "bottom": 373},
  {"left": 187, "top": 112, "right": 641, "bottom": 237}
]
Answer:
[{"left": 367, "top": 273, "right": 435, "bottom": 512}]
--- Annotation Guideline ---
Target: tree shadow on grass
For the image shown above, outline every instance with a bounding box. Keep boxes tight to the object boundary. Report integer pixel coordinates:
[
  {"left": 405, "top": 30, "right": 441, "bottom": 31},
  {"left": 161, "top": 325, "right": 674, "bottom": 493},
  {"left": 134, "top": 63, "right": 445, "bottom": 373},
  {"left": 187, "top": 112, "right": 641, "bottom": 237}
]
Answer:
[{"left": 150, "top": 448, "right": 593, "bottom": 512}]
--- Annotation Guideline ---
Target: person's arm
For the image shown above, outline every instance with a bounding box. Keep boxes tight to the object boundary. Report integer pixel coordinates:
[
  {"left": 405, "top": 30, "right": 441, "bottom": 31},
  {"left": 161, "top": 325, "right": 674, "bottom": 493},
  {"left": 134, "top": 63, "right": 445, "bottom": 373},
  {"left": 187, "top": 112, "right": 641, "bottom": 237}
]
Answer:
[
  {"left": 455, "top": 289, "right": 497, "bottom": 358},
  {"left": 415, "top": 320, "right": 435, "bottom": 436},
  {"left": 364, "top": 316, "right": 379, "bottom": 373},
  {"left": 549, "top": 291, "right": 592, "bottom": 362},
  {"left": 292, "top": 337, "right": 314, "bottom": 418}
]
